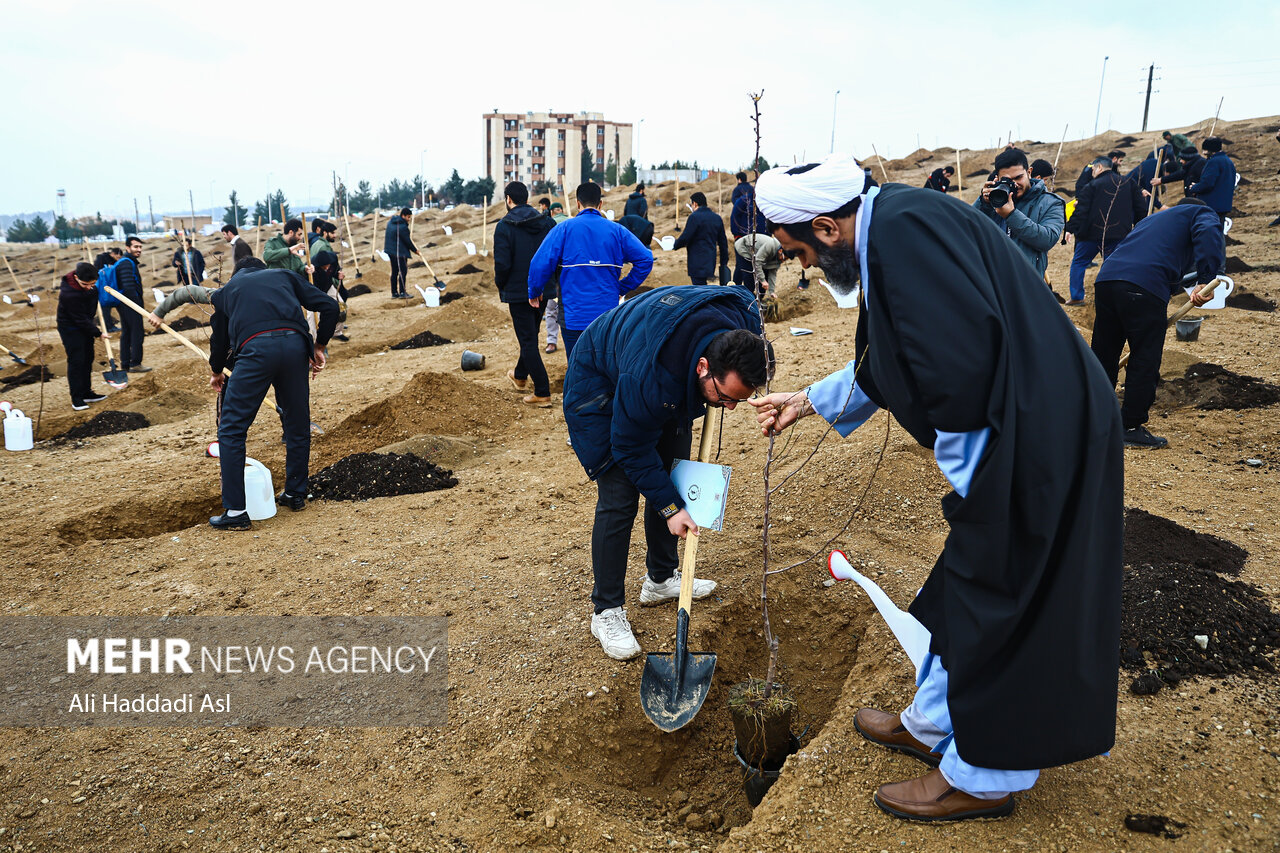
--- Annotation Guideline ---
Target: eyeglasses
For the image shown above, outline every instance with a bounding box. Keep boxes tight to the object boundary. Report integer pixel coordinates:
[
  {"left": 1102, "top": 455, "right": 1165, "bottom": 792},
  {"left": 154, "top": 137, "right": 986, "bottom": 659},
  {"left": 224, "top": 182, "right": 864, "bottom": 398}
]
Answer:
[{"left": 707, "top": 375, "right": 753, "bottom": 405}]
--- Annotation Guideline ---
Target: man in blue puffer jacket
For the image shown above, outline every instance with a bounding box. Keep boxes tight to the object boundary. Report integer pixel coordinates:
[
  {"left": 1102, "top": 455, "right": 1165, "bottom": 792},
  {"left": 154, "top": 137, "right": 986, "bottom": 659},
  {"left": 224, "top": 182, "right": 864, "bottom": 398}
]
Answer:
[
  {"left": 527, "top": 182, "right": 653, "bottom": 358},
  {"left": 1186, "top": 137, "right": 1237, "bottom": 227},
  {"left": 564, "top": 285, "right": 770, "bottom": 660}
]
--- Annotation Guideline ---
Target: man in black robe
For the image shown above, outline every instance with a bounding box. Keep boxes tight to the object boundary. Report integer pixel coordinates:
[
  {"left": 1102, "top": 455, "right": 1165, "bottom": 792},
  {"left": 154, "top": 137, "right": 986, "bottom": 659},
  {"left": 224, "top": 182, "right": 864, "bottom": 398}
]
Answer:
[{"left": 749, "top": 155, "right": 1123, "bottom": 822}]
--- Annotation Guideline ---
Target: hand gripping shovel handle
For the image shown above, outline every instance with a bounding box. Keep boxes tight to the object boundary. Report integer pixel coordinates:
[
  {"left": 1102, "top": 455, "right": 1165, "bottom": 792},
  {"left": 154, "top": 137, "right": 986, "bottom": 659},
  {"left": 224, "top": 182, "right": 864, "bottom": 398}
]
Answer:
[{"left": 1118, "top": 276, "right": 1222, "bottom": 369}]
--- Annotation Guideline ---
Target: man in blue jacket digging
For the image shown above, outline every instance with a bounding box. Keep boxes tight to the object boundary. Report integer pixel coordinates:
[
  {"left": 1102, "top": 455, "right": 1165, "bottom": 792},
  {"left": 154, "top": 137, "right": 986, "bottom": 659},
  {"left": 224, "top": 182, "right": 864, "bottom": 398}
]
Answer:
[{"left": 563, "top": 285, "right": 771, "bottom": 660}]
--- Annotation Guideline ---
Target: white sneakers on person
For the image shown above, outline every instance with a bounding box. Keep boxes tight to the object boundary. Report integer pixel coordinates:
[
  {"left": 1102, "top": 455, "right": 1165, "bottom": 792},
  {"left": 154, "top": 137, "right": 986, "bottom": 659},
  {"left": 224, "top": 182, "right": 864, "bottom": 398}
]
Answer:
[
  {"left": 639, "top": 571, "right": 718, "bottom": 606},
  {"left": 591, "top": 607, "right": 642, "bottom": 660}
]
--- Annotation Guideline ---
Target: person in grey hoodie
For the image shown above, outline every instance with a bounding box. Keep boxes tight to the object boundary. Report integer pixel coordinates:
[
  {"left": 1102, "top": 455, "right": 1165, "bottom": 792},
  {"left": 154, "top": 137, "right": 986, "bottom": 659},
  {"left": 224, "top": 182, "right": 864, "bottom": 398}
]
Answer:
[{"left": 973, "top": 148, "right": 1065, "bottom": 278}]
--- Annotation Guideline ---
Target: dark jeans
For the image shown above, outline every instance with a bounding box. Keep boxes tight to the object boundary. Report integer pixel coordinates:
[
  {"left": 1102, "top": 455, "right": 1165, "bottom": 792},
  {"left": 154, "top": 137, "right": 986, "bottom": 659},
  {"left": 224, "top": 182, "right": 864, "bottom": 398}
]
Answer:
[
  {"left": 1091, "top": 280, "right": 1168, "bottom": 429},
  {"left": 561, "top": 328, "right": 584, "bottom": 361},
  {"left": 590, "top": 423, "right": 692, "bottom": 613},
  {"left": 218, "top": 331, "right": 311, "bottom": 510},
  {"left": 508, "top": 301, "right": 549, "bottom": 396},
  {"left": 59, "top": 328, "right": 96, "bottom": 403},
  {"left": 118, "top": 288, "right": 144, "bottom": 368},
  {"left": 389, "top": 255, "right": 408, "bottom": 296}
]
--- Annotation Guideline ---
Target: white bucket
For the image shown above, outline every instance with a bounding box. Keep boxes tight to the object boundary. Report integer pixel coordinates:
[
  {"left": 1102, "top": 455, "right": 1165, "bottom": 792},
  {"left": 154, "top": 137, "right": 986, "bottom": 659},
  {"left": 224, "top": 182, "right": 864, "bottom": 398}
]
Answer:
[
  {"left": 464, "top": 242, "right": 477, "bottom": 256},
  {"left": 4, "top": 407, "right": 33, "bottom": 452},
  {"left": 243, "top": 457, "right": 277, "bottom": 520},
  {"left": 443, "top": 225, "right": 453, "bottom": 236}
]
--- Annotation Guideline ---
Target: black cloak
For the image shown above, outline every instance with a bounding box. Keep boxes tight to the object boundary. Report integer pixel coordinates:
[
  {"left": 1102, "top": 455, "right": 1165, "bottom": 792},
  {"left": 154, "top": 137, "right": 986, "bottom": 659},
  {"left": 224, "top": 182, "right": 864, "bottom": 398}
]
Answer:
[{"left": 854, "top": 183, "right": 1123, "bottom": 770}]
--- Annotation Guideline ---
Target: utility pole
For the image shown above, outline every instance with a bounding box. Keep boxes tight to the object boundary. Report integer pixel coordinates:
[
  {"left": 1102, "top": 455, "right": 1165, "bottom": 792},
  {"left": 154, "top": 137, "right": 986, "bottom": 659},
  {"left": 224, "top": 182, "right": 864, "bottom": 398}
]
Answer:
[
  {"left": 829, "top": 90, "right": 840, "bottom": 154},
  {"left": 133, "top": 198, "right": 141, "bottom": 233},
  {"left": 1093, "top": 55, "right": 1109, "bottom": 137},
  {"left": 1141, "top": 63, "right": 1154, "bottom": 132},
  {"left": 189, "top": 189, "right": 196, "bottom": 233},
  {"left": 147, "top": 195, "right": 155, "bottom": 230}
]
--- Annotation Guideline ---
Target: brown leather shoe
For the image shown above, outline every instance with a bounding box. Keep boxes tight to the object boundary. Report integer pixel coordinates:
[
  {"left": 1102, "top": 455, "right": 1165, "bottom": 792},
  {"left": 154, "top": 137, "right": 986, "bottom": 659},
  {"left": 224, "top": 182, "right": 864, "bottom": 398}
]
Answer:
[
  {"left": 854, "top": 708, "right": 942, "bottom": 766},
  {"left": 507, "top": 369, "right": 528, "bottom": 391},
  {"left": 875, "top": 768, "right": 1015, "bottom": 822},
  {"left": 522, "top": 394, "right": 552, "bottom": 408}
]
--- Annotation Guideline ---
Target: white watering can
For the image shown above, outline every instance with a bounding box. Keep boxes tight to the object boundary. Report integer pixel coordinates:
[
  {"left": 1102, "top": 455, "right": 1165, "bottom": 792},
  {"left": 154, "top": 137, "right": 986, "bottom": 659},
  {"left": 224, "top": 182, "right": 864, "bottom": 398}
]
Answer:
[
  {"left": 243, "top": 457, "right": 277, "bottom": 520},
  {"left": 415, "top": 284, "right": 441, "bottom": 307},
  {"left": 4, "top": 405, "right": 33, "bottom": 452}
]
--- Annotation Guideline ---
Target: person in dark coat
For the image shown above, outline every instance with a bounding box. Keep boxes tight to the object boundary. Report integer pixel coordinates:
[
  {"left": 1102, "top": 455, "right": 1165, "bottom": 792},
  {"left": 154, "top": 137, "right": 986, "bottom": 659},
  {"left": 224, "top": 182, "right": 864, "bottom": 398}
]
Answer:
[
  {"left": 563, "top": 285, "right": 770, "bottom": 659},
  {"left": 622, "top": 183, "right": 648, "bottom": 219},
  {"left": 673, "top": 192, "right": 729, "bottom": 285},
  {"left": 221, "top": 225, "right": 253, "bottom": 268},
  {"left": 172, "top": 238, "right": 206, "bottom": 286},
  {"left": 93, "top": 248, "right": 123, "bottom": 332},
  {"left": 731, "top": 171, "right": 752, "bottom": 206},
  {"left": 729, "top": 183, "right": 768, "bottom": 287},
  {"left": 1126, "top": 150, "right": 1162, "bottom": 209},
  {"left": 1074, "top": 149, "right": 1126, "bottom": 195},
  {"left": 1186, "top": 137, "right": 1237, "bottom": 225},
  {"left": 1063, "top": 157, "right": 1147, "bottom": 304},
  {"left": 115, "top": 236, "right": 149, "bottom": 372},
  {"left": 1152, "top": 146, "right": 1205, "bottom": 195},
  {"left": 493, "top": 181, "right": 557, "bottom": 405},
  {"left": 923, "top": 166, "right": 955, "bottom": 192},
  {"left": 56, "top": 262, "right": 109, "bottom": 410},
  {"left": 383, "top": 208, "right": 418, "bottom": 299},
  {"left": 1090, "top": 198, "right": 1225, "bottom": 448},
  {"left": 207, "top": 260, "right": 339, "bottom": 530},
  {"left": 617, "top": 213, "right": 654, "bottom": 249},
  {"left": 752, "top": 156, "right": 1123, "bottom": 822}
]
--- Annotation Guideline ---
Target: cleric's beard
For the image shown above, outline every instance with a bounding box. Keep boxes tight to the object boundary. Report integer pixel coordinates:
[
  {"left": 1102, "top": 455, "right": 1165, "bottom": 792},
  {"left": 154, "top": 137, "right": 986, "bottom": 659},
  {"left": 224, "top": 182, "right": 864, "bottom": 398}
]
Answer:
[{"left": 814, "top": 239, "right": 860, "bottom": 294}]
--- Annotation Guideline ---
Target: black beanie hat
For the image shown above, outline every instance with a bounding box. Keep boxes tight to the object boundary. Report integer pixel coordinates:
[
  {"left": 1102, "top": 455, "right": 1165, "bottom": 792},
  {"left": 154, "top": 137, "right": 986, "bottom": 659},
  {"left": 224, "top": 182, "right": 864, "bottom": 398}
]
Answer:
[
  {"left": 1203, "top": 137, "right": 1223, "bottom": 153},
  {"left": 1180, "top": 146, "right": 1198, "bottom": 159},
  {"left": 74, "top": 262, "right": 98, "bottom": 282},
  {"left": 313, "top": 250, "right": 338, "bottom": 267}
]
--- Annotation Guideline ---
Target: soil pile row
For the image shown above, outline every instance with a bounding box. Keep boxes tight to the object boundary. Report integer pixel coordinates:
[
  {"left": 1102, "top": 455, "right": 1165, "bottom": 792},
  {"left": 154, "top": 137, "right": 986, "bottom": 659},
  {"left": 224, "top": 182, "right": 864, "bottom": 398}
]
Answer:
[
  {"left": 309, "top": 452, "right": 457, "bottom": 501},
  {"left": 1121, "top": 508, "right": 1280, "bottom": 689},
  {"left": 1156, "top": 362, "right": 1280, "bottom": 410},
  {"left": 156, "top": 316, "right": 207, "bottom": 333},
  {"left": 54, "top": 410, "right": 150, "bottom": 441},
  {"left": 0, "top": 364, "right": 53, "bottom": 389},
  {"left": 1225, "top": 291, "right": 1276, "bottom": 312},
  {"left": 390, "top": 331, "right": 452, "bottom": 350}
]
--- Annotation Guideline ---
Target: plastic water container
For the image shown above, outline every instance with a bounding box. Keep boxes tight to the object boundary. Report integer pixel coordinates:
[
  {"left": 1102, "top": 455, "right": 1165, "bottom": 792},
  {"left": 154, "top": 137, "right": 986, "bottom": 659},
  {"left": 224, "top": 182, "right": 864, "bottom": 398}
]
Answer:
[
  {"left": 4, "top": 407, "right": 33, "bottom": 451},
  {"left": 659, "top": 235, "right": 676, "bottom": 251},
  {"left": 243, "top": 457, "right": 277, "bottom": 520},
  {"left": 423, "top": 286, "right": 441, "bottom": 307}
]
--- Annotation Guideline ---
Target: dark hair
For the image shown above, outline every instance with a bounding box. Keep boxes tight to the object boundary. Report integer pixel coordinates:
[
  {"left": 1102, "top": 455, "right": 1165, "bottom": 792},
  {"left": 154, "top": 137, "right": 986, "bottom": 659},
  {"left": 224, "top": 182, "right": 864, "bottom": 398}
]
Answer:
[
  {"left": 221, "top": 224, "right": 238, "bottom": 235},
  {"left": 992, "top": 148, "right": 1029, "bottom": 172},
  {"left": 321, "top": 220, "right": 337, "bottom": 234},
  {"left": 1162, "top": 131, "right": 1172, "bottom": 138},
  {"left": 1202, "top": 137, "right": 1223, "bottom": 153},
  {"left": 764, "top": 162, "right": 875, "bottom": 246},
  {"left": 235, "top": 257, "right": 267, "bottom": 272},
  {"left": 1030, "top": 159, "right": 1054, "bottom": 179},
  {"left": 690, "top": 191, "right": 707, "bottom": 207},
  {"left": 537, "top": 197, "right": 550, "bottom": 208},
  {"left": 704, "top": 329, "right": 773, "bottom": 390},
  {"left": 504, "top": 181, "right": 529, "bottom": 205},
  {"left": 109, "top": 247, "right": 122, "bottom": 256},
  {"left": 1176, "top": 196, "right": 1208, "bottom": 207},
  {"left": 943, "top": 165, "right": 955, "bottom": 175},
  {"left": 283, "top": 218, "right": 303, "bottom": 233},
  {"left": 399, "top": 207, "right": 412, "bottom": 217},
  {"left": 1107, "top": 150, "right": 1125, "bottom": 160},
  {"left": 576, "top": 182, "right": 602, "bottom": 206},
  {"left": 311, "top": 218, "right": 326, "bottom": 232},
  {"left": 735, "top": 171, "right": 748, "bottom": 182},
  {"left": 635, "top": 182, "right": 645, "bottom": 191},
  {"left": 74, "top": 261, "right": 98, "bottom": 282},
  {"left": 126, "top": 236, "right": 143, "bottom": 247}
]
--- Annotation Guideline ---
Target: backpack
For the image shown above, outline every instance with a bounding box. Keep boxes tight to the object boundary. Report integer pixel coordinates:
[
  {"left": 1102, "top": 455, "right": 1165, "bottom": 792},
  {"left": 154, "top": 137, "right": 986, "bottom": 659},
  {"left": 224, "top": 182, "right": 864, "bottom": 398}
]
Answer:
[{"left": 97, "top": 260, "right": 121, "bottom": 307}]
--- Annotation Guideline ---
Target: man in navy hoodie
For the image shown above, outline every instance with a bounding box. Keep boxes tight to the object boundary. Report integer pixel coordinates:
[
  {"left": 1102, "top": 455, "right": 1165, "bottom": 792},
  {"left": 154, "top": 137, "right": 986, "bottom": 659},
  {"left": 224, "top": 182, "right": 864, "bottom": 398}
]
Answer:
[
  {"left": 1186, "top": 137, "right": 1237, "bottom": 227},
  {"left": 1090, "top": 198, "right": 1225, "bottom": 449}
]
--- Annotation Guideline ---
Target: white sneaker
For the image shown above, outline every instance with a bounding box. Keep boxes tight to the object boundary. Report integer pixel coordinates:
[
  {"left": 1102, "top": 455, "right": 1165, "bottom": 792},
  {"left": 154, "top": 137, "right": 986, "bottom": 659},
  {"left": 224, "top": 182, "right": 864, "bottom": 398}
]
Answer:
[
  {"left": 639, "top": 571, "right": 717, "bottom": 606},
  {"left": 591, "top": 607, "right": 642, "bottom": 660}
]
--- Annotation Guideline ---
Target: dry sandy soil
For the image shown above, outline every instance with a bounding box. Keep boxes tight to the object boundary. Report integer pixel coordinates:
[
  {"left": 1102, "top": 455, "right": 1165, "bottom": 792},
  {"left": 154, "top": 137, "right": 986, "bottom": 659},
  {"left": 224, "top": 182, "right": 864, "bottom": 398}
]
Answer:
[{"left": 0, "top": 116, "right": 1277, "bottom": 852}]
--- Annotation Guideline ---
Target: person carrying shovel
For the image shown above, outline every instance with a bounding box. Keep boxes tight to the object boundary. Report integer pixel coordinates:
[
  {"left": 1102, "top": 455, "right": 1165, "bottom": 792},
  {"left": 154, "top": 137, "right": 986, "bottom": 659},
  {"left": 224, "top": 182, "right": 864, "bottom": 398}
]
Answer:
[
  {"left": 562, "top": 285, "right": 770, "bottom": 660},
  {"left": 56, "top": 262, "right": 110, "bottom": 411}
]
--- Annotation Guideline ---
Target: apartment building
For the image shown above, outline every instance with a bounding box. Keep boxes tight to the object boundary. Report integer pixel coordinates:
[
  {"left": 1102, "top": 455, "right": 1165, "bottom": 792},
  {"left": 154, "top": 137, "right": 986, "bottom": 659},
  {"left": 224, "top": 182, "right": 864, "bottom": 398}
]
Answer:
[{"left": 483, "top": 111, "right": 633, "bottom": 191}]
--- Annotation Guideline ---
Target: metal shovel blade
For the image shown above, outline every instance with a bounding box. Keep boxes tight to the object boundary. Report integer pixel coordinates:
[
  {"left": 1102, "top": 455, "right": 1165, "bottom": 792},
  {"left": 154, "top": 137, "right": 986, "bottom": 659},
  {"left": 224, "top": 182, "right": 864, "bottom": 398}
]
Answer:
[
  {"left": 640, "top": 608, "right": 716, "bottom": 732},
  {"left": 103, "top": 359, "right": 128, "bottom": 389},
  {"left": 7, "top": 353, "right": 26, "bottom": 366}
]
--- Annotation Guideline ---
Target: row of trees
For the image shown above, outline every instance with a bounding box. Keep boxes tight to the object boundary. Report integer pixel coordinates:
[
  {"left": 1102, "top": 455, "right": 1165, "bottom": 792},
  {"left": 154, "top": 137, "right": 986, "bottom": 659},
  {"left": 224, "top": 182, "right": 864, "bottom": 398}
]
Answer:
[{"left": 5, "top": 215, "right": 138, "bottom": 243}]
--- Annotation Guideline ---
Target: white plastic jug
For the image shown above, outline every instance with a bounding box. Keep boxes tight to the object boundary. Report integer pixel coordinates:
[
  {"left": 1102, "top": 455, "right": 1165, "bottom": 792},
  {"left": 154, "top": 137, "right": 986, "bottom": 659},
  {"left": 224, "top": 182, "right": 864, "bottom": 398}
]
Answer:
[
  {"left": 4, "top": 407, "right": 33, "bottom": 452},
  {"left": 243, "top": 457, "right": 277, "bottom": 520},
  {"left": 423, "top": 286, "right": 441, "bottom": 307}
]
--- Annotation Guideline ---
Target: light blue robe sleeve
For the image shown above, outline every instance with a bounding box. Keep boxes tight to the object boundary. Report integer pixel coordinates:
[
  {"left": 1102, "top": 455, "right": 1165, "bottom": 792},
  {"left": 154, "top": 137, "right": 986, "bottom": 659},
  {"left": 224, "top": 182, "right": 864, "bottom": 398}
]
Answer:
[
  {"left": 933, "top": 429, "right": 991, "bottom": 498},
  {"left": 806, "top": 360, "right": 880, "bottom": 437}
]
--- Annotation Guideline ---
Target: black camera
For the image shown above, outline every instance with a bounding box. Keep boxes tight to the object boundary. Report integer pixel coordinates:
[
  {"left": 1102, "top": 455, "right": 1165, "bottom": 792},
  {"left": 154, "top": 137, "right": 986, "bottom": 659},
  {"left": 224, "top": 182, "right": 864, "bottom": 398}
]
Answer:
[{"left": 987, "top": 176, "right": 1018, "bottom": 208}]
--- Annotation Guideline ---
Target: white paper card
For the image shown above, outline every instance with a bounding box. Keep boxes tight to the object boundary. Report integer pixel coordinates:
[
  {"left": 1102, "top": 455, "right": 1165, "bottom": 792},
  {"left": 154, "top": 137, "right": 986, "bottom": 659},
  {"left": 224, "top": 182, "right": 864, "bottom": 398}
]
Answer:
[{"left": 670, "top": 460, "right": 731, "bottom": 532}]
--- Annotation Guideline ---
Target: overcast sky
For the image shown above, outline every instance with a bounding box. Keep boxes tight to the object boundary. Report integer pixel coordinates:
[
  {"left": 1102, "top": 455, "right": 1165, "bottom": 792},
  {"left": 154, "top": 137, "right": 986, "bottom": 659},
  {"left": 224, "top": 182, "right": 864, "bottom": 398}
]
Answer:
[{"left": 2, "top": 0, "right": 1276, "bottom": 219}]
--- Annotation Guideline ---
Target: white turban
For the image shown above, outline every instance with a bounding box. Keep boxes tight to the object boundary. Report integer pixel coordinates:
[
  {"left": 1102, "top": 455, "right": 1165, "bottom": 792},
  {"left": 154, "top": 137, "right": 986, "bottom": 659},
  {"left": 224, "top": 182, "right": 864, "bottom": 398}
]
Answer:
[{"left": 755, "top": 154, "right": 869, "bottom": 225}]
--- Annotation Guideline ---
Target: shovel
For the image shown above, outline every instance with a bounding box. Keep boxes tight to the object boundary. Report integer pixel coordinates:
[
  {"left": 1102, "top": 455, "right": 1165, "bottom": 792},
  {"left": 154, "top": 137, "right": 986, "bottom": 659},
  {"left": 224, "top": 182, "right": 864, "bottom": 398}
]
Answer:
[
  {"left": 0, "top": 342, "right": 27, "bottom": 365},
  {"left": 641, "top": 407, "right": 720, "bottom": 732},
  {"left": 95, "top": 304, "right": 129, "bottom": 389},
  {"left": 416, "top": 252, "right": 447, "bottom": 291}
]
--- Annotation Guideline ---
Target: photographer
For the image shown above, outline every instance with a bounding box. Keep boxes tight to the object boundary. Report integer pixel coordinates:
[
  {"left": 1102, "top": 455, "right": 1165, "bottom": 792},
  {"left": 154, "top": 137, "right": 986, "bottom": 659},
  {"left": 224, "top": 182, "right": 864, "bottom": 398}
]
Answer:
[{"left": 973, "top": 148, "right": 1065, "bottom": 278}]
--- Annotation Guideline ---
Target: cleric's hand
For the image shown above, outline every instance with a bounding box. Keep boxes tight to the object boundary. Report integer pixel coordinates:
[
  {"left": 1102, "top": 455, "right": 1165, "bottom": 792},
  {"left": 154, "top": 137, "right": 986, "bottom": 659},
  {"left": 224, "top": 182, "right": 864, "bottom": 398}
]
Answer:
[{"left": 749, "top": 391, "right": 814, "bottom": 437}]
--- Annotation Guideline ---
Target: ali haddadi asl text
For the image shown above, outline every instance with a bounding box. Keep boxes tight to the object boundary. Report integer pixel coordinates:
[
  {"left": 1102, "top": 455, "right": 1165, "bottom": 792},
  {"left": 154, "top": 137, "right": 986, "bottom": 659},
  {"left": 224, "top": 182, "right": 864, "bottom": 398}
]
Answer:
[{"left": 67, "top": 692, "right": 230, "bottom": 714}]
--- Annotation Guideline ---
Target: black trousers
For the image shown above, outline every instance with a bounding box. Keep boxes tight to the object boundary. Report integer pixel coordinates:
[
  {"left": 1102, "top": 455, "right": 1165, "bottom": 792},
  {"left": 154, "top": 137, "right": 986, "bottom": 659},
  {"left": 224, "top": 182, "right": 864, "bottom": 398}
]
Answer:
[
  {"left": 1091, "top": 279, "right": 1168, "bottom": 429},
  {"left": 508, "top": 301, "right": 549, "bottom": 397},
  {"left": 389, "top": 255, "right": 408, "bottom": 296},
  {"left": 59, "top": 328, "right": 96, "bottom": 403},
  {"left": 218, "top": 331, "right": 311, "bottom": 510},
  {"left": 117, "top": 288, "right": 144, "bottom": 368},
  {"left": 590, "top": 423, "right": 692, "bottom": 613}
]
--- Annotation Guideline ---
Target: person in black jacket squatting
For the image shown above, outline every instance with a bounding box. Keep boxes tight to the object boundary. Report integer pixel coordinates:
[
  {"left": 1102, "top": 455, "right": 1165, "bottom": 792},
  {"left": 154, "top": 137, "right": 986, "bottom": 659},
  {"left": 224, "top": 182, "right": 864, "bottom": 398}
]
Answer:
[{"left": 206, "top": 259, "right": 339, "bottom": 529}]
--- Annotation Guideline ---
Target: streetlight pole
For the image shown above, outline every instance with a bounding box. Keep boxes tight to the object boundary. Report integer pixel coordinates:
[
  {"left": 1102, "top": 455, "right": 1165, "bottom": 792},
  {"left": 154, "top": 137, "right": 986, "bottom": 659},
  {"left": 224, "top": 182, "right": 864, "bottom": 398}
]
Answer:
[
  {"left": 830, "top": 90, "right": 840, "bottom": 154},
  {"left": 420, "top": 150, "right": 427, "bottom": 208},
  {"left": 266, "top": 172, "right": 273, "bottom": 223},
  {"left": 1093, "top": 56, "right": 1109, "bottom": 137},
  {"left": 209, "top": 180, "right": 216, "bottom": 225}
]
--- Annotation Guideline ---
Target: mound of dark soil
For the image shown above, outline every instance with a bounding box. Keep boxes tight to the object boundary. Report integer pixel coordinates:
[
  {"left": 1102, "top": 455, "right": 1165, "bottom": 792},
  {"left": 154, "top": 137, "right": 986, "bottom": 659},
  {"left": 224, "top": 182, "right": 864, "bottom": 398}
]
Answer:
[
  {"left": 158, "top": 316, "right": 206, "bottom": 333},
  {"left": 1121, "top": 509, "right": 1280, "bottom": 690},
  {"left": 346, "top": 284, "right": 373, "bottom": 297},
  {"left": 440, "top": 291, "right": 463, "bottom": 304},
  {"left": 965, "top": 168, "right": 989, "bottom": 178},
  {"left": 0, "top": 364, "right": 53, "bottom": 389},
  {"left": 1225, "top": 256, "right": 1254, "bottom": 274},
  {"left": 390, "top": 330, "right": 452, "bottom": 350},
  {"left": 309, "top": 452, "right": 457, "bottom": 501},
  {"left": 1226, "top": 291, "right": 1276, "bottom": 312},
  {"left": 1124, "top": 507, "right": 1247, "bottom": 575},
  {"left": 1225, "top": 234, "right": 1243, "bottom": 246},
  {"left": 55, "top": 410, "right": 150, "bottom": 441},
  {"left": 1155, "top": 362, "right": 1280, "bottom": 411},
  {"left": 454, "top": 263, "right": 483, "bottom": 275},
  {"left": 1114, "top": 135, "right": 1139, "bottom": 146}
]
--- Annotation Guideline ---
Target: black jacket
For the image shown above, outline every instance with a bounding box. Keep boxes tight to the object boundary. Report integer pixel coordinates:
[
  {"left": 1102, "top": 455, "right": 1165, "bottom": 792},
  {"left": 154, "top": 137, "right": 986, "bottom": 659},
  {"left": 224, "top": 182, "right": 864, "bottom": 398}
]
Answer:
[
  {"left": 383, "top": 216, "right": 417, "bottom": 258},
  {"left": 672, "top": 206, "right": 728, "bottom": 278},
  {"left": 493, "top": 204, "right": 555, "bottom": 303},
  {"left": 208, "top": 268, "right": 339, "bottom": 373},
  {"left": 729, "top": 188, "right": 768, "bottom": 238},
  {"left": 56, "top": 272, "right": 102, "bottom": 336},
  {"left": 923, "top": 168, "right": 952, "bottom": 192},
  {"left": 618, "top": 214, "right": 654, "bottom": 248},
  {"left": 623, "top": 192, "right": 648, "bottom": 219},
  {"left": 1074, "top": 165, "right": 1094, "bottom": 195},
  {"left": 1162, "top": 155, "right": 1206, "bottom": 193},
  {"left": 114, "top": 255, "right": 142, "bottom": 294},
  {"left": 1064, "top": 170, "right": 1146, "bottom": 247},
  {"left": 173, "top": 248, "right": 206, "bottom": 284}
]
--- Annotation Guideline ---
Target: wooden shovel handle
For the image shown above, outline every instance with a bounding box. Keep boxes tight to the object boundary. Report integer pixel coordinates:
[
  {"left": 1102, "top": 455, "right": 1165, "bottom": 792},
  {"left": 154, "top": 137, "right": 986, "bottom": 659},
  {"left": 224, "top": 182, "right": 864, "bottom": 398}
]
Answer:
[
  {"left": 95, "top": 304, "right": 117, "bottom": 362},
  {"left": 677, "top": 407, "right": 722, "bottom": 612},
  {"left": 105, "top": 285, "right": 211, "bottom": 363},
  {"left": 1118, "top": 277, "right": 1222, "bottom": 369}
]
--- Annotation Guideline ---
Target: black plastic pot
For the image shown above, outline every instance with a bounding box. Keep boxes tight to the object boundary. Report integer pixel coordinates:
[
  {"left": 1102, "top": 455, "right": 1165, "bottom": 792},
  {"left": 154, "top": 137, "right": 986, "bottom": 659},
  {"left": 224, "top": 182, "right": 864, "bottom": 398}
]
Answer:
[{"left": 733, "top": 734, "right": 800, "bottom": 807}]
